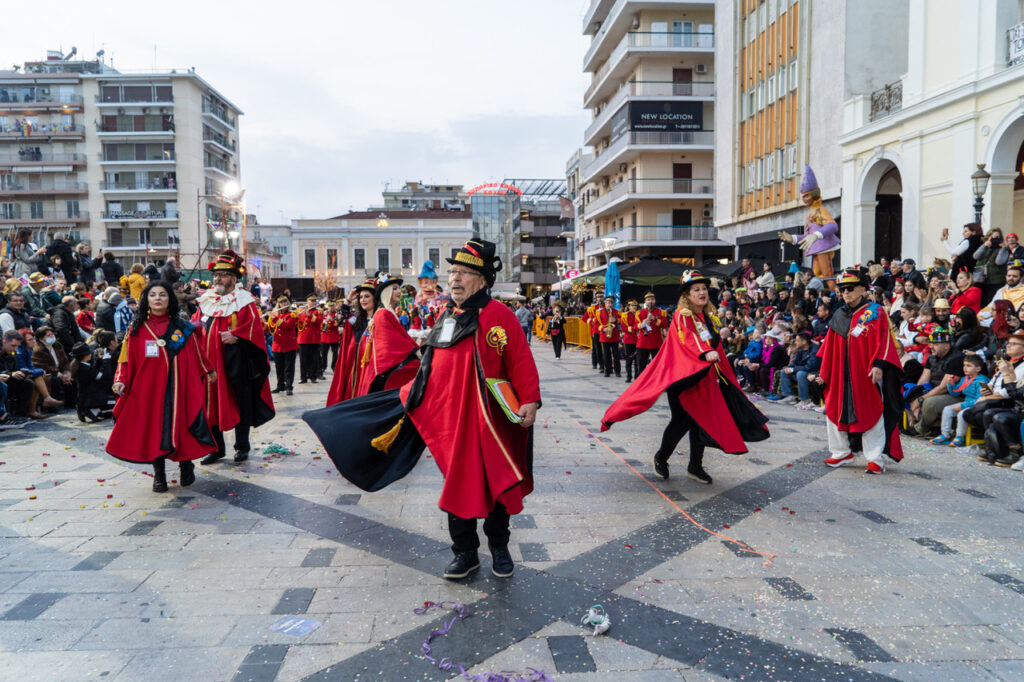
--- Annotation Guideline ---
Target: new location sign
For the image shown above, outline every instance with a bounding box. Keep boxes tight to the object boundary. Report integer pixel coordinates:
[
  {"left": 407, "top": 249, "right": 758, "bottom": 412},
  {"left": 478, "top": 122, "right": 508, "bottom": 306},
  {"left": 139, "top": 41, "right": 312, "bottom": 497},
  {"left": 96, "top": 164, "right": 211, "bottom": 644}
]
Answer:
[{"left": 629, "top": 101, "right": 703, "bottom": 132}]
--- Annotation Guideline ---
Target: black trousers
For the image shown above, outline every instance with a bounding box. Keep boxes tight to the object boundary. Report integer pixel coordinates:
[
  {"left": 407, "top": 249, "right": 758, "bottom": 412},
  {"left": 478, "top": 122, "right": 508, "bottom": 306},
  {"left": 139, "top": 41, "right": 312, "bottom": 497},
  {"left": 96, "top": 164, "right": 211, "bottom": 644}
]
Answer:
[
  {"left": 274, "top": 349, "right": 296, "bottom": 390},
  {"left": 320, "top": 342, "right": 338, "bottom": 373},
  {"left": 551, "top": 334, "right": 564, "bottom": 358},
  {"left": 602, "top": 341, "right": 621, "bottom": 376},
  {"left": 655, "top": 386, "right": 704, "bottom": 466},
  {"left": 591, "top": 334, "right": 603, "bottom": 370},
  {"left": 212, "top": 417, "right": 251, "bottom": 456},
  {"left": 981, "top": 408, "right": 1021, "bottom": 459},
  {"left": 637, "top": 346, "right": 659, "bottom": 374},
  {"left": 298, "top": 343, "right": 319, "bottom": 382},
  {"left": 447, "top": 502, "right": 510, "bottom": 554},
  {"left": 962, "top": 399, "right": 1013, "bottom": 430},
  {"left": 623, "top": 343, "right": 637, "bottom": 380}
]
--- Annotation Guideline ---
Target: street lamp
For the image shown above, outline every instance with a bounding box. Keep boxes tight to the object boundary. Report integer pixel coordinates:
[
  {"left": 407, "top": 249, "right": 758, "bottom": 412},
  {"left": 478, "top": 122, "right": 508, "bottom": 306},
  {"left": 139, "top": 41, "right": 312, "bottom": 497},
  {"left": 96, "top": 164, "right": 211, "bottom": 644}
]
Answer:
[
  {"left": 600, "top": 237, "right": 618, "bottom": 264},
  {"left": 971, "top": 163, "right": 991, "bottom": 224}
]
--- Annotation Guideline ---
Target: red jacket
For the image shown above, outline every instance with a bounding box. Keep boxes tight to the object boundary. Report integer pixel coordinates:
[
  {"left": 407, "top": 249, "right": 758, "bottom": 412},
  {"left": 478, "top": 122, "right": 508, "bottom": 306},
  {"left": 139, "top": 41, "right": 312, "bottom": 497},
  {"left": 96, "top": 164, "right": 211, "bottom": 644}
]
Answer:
[
  {"left": 321, "top": 313, "right": 341, "bottom": 343},
  {"left": 597, "top": 308, "right": 621, "bottom": 343},
  {"left": 583, "top": 306, "right": 601, "bottom": 335},
  {"left": 297, "top": 310, "right": 321, "bottom": 345},
  {"left": 950, "top": 286, "right": 981, "bottom": 314},
  {"left": 620, "top": 311, "right": 639, "bottom": 344},
  {"left": 636, "top": 307, "right": 667, "bottom": 349},
  {"left": 271, "top": 312, "right": 298, "bottom": 353}
]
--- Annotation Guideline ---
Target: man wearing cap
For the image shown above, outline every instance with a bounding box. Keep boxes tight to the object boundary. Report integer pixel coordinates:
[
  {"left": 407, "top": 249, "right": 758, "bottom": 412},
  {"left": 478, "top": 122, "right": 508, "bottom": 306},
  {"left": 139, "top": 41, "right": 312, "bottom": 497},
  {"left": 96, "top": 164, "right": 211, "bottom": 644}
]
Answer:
[
  {"left": 636, "top": 291, "right": 666, "bottom": 374},
  {"left": 297, "top": 295, "right": 322, "bottom": 384},
  {"left": 817, "top": 267, "right": 904, "bottom": 474},
  {"left": 932, "top": 298, "right": 953, "bottom": 328},
  {"left": 597, "top": 296, "right": 622, "bottom": 378},
  {"left": 900, "top": 259, "right": 927, "bottom": 291},
  {"left": 979, "top": 264, "right": 1024, "bottom": 326},
  {"left": 20, "top": 273, "right": 50, "bottom": 318},
  {"left": 621, "top": 299, "right": 640, "bottom": 382},
  {"left": 269, "top": 296, "right": 298, "bottom": 395},
  {"left": 320, "top": 302, "right": 341, "bottom": 376},
  {"left": 194, "top": 250, "right": 275, "bottom": 465},
  {"left": 582, "top": 298, "right": 604, "bottom": 372},
  {"left": 778, "top": 165, "right": 840, "bottom": 286},
  {"left": 909, "top": 328, "right": 965, "bottom": 437}
]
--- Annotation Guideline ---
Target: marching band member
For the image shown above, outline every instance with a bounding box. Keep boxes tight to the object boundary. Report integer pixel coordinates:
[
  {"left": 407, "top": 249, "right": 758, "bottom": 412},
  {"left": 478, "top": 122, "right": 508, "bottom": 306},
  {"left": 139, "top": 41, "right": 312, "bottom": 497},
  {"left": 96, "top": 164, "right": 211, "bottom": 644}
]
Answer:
[
  {"left": 636, "top": 291, "right": 666, "bottom": 373},
  {"left": 297, "top": 295, "right": 321, "bottom": 384},
  {"left": 597, "top": 295, "right": 621, "bottom": 378},
  {"left": 269, "top": 296, "right": 298, "bottom": 395},
  {"left": 621, "top": 299, "right": 639, "bottom": 382}
]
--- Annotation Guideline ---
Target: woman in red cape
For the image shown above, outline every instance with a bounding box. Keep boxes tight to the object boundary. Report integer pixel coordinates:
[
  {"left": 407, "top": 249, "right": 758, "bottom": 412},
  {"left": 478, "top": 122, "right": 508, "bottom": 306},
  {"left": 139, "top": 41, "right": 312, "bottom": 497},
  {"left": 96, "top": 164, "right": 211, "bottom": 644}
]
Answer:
[
  {"left": 107, "top": 281, "right": 217, "bottom": 492},
  {"left": 602, "top": 271, "right": 769, "bottom": 484},
  {"left": 354, "top": 274, "right": 420, "bottom": 396},
  {"left": 326, "top": 279, "right": 376, "bottom": 406}
]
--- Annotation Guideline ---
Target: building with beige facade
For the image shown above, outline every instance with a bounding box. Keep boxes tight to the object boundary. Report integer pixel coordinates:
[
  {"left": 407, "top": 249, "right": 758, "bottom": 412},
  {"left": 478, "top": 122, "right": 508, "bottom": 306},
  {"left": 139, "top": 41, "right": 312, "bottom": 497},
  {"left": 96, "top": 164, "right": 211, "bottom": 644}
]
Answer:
[
  {"left": 839, "top": 0, "right": 1024, "bottom": 265},
  {"left": 0, "top": 49, "right": 241, "bottom": 273},
  {"left": 290, "top": 210, "right": 472, "bottom": 295},
  {"left": 575, "top": 0, "right": 731, "bottom": 271}
]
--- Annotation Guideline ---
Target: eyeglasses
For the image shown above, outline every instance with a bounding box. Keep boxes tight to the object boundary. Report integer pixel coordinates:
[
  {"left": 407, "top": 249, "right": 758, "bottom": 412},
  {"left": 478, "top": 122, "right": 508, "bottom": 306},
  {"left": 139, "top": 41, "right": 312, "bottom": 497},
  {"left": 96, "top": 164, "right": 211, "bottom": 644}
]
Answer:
[{"left": 448, "top": 269, "right": 479, "bottom": 279}]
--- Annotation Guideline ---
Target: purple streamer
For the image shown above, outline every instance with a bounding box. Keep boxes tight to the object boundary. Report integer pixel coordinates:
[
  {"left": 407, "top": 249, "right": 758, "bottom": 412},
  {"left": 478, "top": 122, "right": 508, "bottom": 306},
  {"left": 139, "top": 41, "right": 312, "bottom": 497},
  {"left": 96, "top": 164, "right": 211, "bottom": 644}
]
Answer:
[{"left": 414, "top": 601, "right": 552, "bottom": 682}]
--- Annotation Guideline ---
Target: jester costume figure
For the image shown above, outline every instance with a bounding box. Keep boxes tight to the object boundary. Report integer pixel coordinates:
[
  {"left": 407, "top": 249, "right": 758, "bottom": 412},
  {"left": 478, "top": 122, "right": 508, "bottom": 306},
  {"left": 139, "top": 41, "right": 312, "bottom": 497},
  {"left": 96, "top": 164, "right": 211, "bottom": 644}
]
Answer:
[
  {"left": 193, "top": 250, "right": 275, "bottom": 465},
  {"left": 780, "top": 165, "right": 840, "bottom": 285},
  {"left": 818, "top": 268, "right": 904, "bottom": 474}
]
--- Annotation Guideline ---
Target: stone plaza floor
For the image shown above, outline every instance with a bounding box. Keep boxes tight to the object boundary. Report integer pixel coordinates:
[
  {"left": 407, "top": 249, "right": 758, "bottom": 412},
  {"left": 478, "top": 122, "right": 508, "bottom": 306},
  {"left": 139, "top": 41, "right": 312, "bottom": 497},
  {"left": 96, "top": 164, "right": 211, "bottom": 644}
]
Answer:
[{"left": 1, "top": 341, "right": 1023, "bottom": 681}]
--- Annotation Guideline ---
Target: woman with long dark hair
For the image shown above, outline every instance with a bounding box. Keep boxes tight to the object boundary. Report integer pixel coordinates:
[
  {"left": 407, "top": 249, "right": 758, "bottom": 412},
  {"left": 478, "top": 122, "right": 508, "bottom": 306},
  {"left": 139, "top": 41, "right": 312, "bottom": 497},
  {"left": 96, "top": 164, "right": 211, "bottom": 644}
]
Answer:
[
  {"left": 11, "top": 228, "right": 43, "bottom": 278},
  {"left": 602, "top": 271, "right": 770, "bottom": 484},
  {"left": 106, "top": 280, "right": 217, "bottom": 492},
  {"left": 326, "top": 278, "right": 377, "bottom": 405}
]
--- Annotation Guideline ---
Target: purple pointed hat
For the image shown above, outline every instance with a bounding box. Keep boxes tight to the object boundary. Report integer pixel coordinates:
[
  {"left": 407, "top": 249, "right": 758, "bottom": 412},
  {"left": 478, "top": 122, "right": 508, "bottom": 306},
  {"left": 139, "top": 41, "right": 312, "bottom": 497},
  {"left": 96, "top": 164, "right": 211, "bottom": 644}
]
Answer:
[{"left": 800, "top": 165, "right": 819, "bottom": 194}]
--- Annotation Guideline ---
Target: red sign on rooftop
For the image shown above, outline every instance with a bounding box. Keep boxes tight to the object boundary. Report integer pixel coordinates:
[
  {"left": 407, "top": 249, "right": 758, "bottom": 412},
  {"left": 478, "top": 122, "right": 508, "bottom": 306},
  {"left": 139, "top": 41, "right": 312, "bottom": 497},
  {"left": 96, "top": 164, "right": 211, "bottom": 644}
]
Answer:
[{"left": 467, "top": 182, "right": 523, "bottom": 197}]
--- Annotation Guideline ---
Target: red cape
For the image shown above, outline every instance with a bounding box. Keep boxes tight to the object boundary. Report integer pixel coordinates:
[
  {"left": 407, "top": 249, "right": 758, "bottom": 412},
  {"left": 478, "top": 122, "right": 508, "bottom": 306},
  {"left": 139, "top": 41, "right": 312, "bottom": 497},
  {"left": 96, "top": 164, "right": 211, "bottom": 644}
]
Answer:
[
  {"left": 326, "top": 320, "right": 362, "bottom": 406},
  {"left": 107, "top": 315, "right": 216, "bottom": 462},
  {"left": 601, "top": 309, "right": 768, "bottom": 453},
  {"left": 192, "top": 301, "right": 275, "bottom": 430},
  {"left": 400, "top": 299, "right": 541, "bottom": 518},
  {"left": 818, "top": 301, "right": 904, "bottom": 460},
  {"left": 355, "top": 309, "right": 420, "bottom": 396}
]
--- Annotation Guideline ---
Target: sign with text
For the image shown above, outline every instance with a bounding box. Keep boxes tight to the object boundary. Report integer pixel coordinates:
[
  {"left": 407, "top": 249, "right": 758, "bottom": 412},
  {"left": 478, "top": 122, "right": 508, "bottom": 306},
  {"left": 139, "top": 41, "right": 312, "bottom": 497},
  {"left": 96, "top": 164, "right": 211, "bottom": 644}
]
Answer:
[
  {"left": 1010, "top": 21, "right": 1024, "bottom": 66},
  {"left": 629, "top": 101, "right": 703, "bottom": 132}
]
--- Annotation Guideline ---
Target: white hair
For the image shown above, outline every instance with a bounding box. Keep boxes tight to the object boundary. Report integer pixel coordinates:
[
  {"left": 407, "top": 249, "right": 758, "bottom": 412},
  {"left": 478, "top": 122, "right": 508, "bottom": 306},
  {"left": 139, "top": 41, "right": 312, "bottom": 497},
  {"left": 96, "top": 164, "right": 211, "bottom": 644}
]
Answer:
[{"left": 381, "top": 283, "right": 401, "bottom": 316}]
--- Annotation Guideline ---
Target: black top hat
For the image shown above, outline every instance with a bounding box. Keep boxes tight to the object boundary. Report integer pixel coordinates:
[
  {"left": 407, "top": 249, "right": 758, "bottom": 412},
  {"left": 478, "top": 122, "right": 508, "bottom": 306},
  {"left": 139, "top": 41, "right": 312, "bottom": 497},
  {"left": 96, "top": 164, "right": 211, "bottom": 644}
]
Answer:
[
  {"left": 446, "top": 239, "right": 502, "bottom": 287},
  {"left": 836, "top": 267, "right": 870, "bottom": 290},
  {"left": 374, "top": 273, "right": 403, "bottom": 297},
  {"left": 70, "top": 342, "right": 91, "bottom": 358},
  {"left": 679, "top": 270, "right": 711, "bottom": 291},
  {"left": 208, "top": 249, "right": 245, "bottom": 278}
]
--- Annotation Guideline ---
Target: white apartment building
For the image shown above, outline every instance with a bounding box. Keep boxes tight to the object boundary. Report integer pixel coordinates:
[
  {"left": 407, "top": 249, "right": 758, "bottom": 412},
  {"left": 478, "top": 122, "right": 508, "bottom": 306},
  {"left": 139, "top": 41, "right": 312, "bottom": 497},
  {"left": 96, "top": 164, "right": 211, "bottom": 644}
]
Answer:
[
  {"left": 0, "top": 49, "right": 241, "bottom": 272},
  {"left": 291, "top": 210, "right": 472, "bottom": 294},
  {"left": 575, "top": 0, "right": 732, "bottom": 270}
]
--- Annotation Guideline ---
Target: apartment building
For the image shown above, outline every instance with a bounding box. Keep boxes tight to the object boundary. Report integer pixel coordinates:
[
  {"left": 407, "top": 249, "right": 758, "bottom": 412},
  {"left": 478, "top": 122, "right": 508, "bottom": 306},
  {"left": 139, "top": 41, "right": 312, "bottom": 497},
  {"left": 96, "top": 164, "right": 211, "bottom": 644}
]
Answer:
[
  {"left": 291, "top": 210, "right": 472, "bottom": 295},
  {"left": 0, "top": 49, "right": 241, "bottom": 271},
  {"left": 512, "top": 179, "right": 573, "bottom": 299},
  {"left": 378, "top": 181, "right": 468, "bottom": 211},
  {"left": 575, "top": 0, "right": 732, "bottom": 270}
]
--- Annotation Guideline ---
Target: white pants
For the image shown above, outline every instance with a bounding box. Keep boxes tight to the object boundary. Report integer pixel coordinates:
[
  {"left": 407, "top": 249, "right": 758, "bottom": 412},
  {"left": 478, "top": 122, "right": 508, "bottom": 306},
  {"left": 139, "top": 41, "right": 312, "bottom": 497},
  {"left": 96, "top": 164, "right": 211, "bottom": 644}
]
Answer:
[
  {"left": 826, "top": 417, "right": 886, "bottom": 465},
  {"left": 940, "top": 403, "right": 968, "bottom": 438}
]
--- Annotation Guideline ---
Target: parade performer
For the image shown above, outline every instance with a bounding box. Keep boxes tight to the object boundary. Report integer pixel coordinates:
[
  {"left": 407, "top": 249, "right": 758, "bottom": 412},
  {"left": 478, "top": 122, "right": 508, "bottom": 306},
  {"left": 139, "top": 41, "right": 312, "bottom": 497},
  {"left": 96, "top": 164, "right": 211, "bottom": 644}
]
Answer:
[
  {"left": 303, "top": 239, "right": 540, "bottom": 580},
  {"left": 583, "top": 297, "right": 604, "bottom": 372},
  {"left": 107, "top": 280, "right": 216, "bottom": 492},
  {"left": 354, "top": 273, "right": 421, "bottom": 396},
  {"left": 320, "top": 301, "right": 341, "bottom": 373},
  {"left": 296, "top": 295, "right": 321, "bottom": 384},
  {"left": 602, "top": 271, "right": 769, "bottom": 484},
  {"left": 269, "top": 296, "right": 298, "bottom": 395},
  {"left": 326, "top": 279, "right": 377, "bottom": 406},
  {"left": 597, "top": 296, "right": 622, "bottom": 378},
  {"left": 621, "top": 299, "right": 639, "bottom": 382},
  {"left": 193, "top": 250, "right": 275, "bottom": 465},
  {"left": 636, "top": 291, "right": 666, "bottom": 374},
  {"left": 410, "top": 260, "right": 449, "bottom": 341},
  {"left": 778, "top": 165, "right": 841, "bottom": 286},
  {"left": 817, "top": 267, "right": 904, "bottom": 474}
]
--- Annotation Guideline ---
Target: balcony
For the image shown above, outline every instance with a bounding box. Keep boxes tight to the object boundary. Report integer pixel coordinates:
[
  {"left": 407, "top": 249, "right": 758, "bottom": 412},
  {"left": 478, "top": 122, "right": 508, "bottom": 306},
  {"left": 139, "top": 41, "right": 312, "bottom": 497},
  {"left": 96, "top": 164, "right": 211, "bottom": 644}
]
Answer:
[
  {"left": 584, "top": 177, "right": 714, "bottom": 219},
  {"left": 0, "top": 209, "right": 88, "bottom": 224},
  {"left": 202, "top": 102, "right": 236, "bottom": 128},
  {"left": 583, "top": 224, "right": 720, "bottom": 257},
  {"left": 203, "top": 132, "right": 236, "bottom": 153},
  {"left": 100, "top": 179, "right": 177, "bottom": 192},
  {"left": 0, "top": 91, "right": 84, "bottom": 109},
  {"left": 0, "top": 124, "right": 85, "bottom": 139},
  {"left": 204, "top": 157, "right": 237, "bottom": 177},
  {"left": 584, "top": 31, "right": 714, "bottom": 108},
  {"left": 584, "top": 80, "right": 714, "bottom": 144},
  {"left": 0, "top": 151, "right": 87, "bottom": 165},
  {"left": 102, "top": 209, "right": 179, "bottom": 221},
  {"left": 100, "top": 151, "right": 176, "bottom": 164},
  {"left": 869, "top": 80, "right": 902, "bottom": 122},
  {"left": 0, "top": 181, "right": 87, "bottom": 195},
  {"left": 95, "top": 94, "right": 173, "bottom": 105},
  {"left": 97, "top": 122, "right": 174, "bottom": 136},
  {"left": 582, "top": 130, "right": 715, "bottom": 182},
  {"left": 582, "top": 0, "right": 615, "bottom": 35}
]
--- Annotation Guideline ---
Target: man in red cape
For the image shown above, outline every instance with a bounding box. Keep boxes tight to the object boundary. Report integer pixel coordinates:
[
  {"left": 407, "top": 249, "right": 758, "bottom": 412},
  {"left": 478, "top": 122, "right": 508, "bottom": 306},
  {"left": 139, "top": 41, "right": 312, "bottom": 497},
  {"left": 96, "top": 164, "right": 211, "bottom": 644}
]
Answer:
[
  {"left": 817, "top": 267, "right": 904, "bottom": 474},
  {"left": 193, "top": 250, "right": 275, "bottom": 465}
]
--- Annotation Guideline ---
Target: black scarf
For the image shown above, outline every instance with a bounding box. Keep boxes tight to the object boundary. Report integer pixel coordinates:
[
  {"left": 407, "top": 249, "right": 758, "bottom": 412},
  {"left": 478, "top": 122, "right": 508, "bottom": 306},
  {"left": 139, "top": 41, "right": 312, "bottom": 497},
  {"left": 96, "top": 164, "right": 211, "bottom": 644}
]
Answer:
[{"left": 829, "top": 297, "right": 866, "bottom": 338}]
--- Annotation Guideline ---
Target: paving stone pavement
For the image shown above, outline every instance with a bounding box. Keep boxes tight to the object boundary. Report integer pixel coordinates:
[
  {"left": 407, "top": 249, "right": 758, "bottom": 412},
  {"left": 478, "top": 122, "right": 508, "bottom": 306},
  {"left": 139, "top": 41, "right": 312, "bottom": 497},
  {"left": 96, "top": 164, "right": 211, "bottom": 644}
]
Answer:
[{"left": 1, "top": 341, "right": 1023, "bottom": 681}]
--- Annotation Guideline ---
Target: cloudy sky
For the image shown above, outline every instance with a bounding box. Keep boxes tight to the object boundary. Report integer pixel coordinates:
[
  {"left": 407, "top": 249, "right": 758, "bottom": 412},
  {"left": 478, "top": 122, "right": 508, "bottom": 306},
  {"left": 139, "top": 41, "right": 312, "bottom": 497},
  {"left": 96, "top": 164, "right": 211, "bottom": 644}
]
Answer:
[{"left": 3, "top": 0, "right": 592, "bottom": 223}]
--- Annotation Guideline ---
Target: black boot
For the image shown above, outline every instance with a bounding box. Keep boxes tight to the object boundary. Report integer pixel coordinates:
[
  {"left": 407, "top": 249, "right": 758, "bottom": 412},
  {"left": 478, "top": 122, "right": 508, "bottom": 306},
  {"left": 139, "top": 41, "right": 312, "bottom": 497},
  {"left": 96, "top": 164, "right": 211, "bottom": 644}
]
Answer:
[
  {"left": 443, "top": 551, "right": 480, "bottom": 579},
  {"left": 653, "top": 450, "right": 670, "bottom": 480},
  {"left": 179, "top": 460, "right": 196, "bottom": 487},
  {"left": 152, "top": 457, "right": 168, "bottom": 493},
  {"left": 200, "top": 452, "right": 225, "bottom": 466},
  {"left": 687, "top": 450, "right": 712, "bottom": 485}
]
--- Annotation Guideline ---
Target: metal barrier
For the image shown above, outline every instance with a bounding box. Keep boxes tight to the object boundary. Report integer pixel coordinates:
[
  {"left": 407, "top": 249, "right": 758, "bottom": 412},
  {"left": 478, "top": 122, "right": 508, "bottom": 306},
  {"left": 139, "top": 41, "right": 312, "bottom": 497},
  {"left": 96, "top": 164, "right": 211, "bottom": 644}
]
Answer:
[
  {"left": 532, "top": 316, "right": 549, "bottom": 341},
  {"left": 564, "top": 317, "right": 591, "bottom": 350}
]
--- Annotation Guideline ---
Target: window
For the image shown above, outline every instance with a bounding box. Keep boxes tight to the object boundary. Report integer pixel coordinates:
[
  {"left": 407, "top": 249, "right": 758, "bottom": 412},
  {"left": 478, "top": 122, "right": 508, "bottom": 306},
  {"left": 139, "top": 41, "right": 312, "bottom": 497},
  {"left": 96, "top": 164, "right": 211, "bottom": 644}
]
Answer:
[
  {"left": 353, "top": 248, "right": 365, "bottom": 270},
  {"left": 66, "top": 200, "right": 80, "bottom": 217},
  {"left": 748, "top": 91, "right": 756, "bottom": 117},
  {"left": 377, "top": 248, "right": 389, "bottom": 272},
  {"left": 451, "top": 247, "right": 460, "bottom": 261},
  {"left": 788, "top": 144, "right": 797, "bottom": 177},
  {"left": 746, "top": 162, "right": 755, "bottom": 192},
  {"left": 767, "top": 76, "right": 775, "bottom": 104},
  {"left": 108, "top": 227, "right": 123, "bottom": 247},
  {"left": 138, "top": 228, "right": 151, "bottom": 246},
  {"left": 778, "top": 66, "right": 786, "bottom": 94},
  {"left": 789, "top": 61, "right": 797, "bottom": 91},
  {"left": 759, "top": 4, "right": 766, "bottom": 31},
  {"left": 29, "top": 201, "right": 43, "bottom": 219},
  {"left": 768, "top": 0, "right": 776, "bottom": 23},
  {"left": 756, "top": 158, "right": 764, "bottom": 188},
  {"left": 757, "top": 82, "right": 764, "bottom": 110},
  {"left": 401, "top": 247, "right": 413, "bottom": 270},
  {"left": 766, "top": 153, "right": 775, "bottom": 185},
  {"left": 326, "top": 248, "right": 338, "bottom": 270},
  {"left": 428, "top": 247, "right": 440, "bottom": 265},
  {"left": 168, "top": 229, "right": 180, "bottom": 246},
  {"left": 304, "top": 248, "right": 316, "bottom": 271}
]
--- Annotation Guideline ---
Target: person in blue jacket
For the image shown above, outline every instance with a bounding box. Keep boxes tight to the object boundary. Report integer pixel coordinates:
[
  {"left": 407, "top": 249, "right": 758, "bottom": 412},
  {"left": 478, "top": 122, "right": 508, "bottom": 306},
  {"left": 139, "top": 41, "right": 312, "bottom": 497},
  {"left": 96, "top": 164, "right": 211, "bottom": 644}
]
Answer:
[
  {"left": 779, "top": 331, "right": 821, "bottom": 407},
  {"left": 931, "top": 354, "right": 987, "bottom": 447}
]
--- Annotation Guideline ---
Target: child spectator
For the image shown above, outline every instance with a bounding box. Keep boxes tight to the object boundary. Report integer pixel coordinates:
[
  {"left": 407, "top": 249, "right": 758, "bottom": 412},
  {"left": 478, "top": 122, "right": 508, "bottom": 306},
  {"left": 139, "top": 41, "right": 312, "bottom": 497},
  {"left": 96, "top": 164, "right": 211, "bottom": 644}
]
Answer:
[{"left": 931, "top": 354, "right": 987, "bottom": 447}]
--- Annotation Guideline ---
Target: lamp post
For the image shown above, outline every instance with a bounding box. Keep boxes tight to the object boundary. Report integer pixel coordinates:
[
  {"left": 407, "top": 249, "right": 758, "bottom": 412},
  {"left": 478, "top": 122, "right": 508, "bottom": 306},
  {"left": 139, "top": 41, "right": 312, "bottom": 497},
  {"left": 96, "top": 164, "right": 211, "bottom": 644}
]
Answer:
[
  {"left": 600, "top": 237, "right": 618, "bottom": 264},
  {"left": 194, "top": 181, "right": 244, "bottom": 276},
  {"left": 971, "top": 163, "right": 991, "bottom": 225}
]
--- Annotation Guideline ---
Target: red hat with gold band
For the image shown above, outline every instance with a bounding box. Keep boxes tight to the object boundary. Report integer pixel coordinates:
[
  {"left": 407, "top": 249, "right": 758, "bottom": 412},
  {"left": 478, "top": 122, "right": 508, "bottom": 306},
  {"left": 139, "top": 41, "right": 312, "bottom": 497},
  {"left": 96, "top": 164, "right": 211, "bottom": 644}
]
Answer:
[{"left": 207, "top": 249, "right": 245, "bottom": 278}]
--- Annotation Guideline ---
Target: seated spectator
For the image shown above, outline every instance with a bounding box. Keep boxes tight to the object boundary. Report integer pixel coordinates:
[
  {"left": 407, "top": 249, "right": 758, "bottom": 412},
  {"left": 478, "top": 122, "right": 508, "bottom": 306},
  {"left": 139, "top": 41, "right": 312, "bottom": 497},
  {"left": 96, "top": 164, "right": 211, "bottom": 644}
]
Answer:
[
  {"left": 908, "top": 329, "right": 964, "bottom": 437},
  {"left": 931, "top": 355, "right": 987, "bottom": 447},
  {"left": 69, "top": 342, "right": 115, "bottom": 422},
  {"left": 31, "top": 326, "right": 74, "bottom": 408},
  {"left": 76, "top": 296, "right": 96, "bottom": 334},
  {"left": 984, "top": 351, "right": 1024, "bottom": 467},
  {"left": 15, "top": 327, "right": 63, "bottom": 415},
  {"left": 811, "top": 303, "right": 831, "bottom": 339},
  {"left": 961, "top": 331, "right": 1024, "bottom": 462},
  {"left": 0, "top": 291, "right": 33, "bottom": 333},
  {"left": 735, "top": 329, "right": 764, "bottom": 390},
  {"left": 0, "top": 329, "right": 51, "bottom": 419},
  {"left": 779, "top": 331, "right": 820, "bottom": 407},
  {"left": 952, "top": 307, "right": 987, "bottom": 356},
  {"left": 949, "top": 268, "right": 982, "bottom": 314},
  {"left": 758, "top": 332, "right": 790, "bottom": 397}
]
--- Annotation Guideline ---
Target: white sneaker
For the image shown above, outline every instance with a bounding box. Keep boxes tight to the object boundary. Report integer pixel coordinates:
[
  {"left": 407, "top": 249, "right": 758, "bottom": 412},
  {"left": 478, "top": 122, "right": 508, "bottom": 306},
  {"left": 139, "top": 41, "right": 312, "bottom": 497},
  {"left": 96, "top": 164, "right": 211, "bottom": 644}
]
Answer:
[
  {"left": 813, "top": 404, "right": 826, "bottom": 413},
  {"left": 781, "top": 396, "right": 798, "bottom": 405},
  {"left": 1012, "top": 457, "right": 1024, "bottom": 471},
  {"left": 795, "top": 400, "right": 813, "bottom": 410}
]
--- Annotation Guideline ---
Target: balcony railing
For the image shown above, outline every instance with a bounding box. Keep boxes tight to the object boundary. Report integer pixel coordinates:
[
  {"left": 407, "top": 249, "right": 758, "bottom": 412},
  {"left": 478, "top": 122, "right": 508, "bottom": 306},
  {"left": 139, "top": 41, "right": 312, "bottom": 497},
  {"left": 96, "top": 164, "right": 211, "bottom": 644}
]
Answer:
[
  {"left": 0, "top": 151, "right": 87, "bottom": 163},
  {"left": 0, "top": 91, "right": 83, "bottom": 106},
  {"left": 204, "top": 157, "right": 236, "bottom": 175},
  {"left": 100, "top": 179, "right": 177, "bottom": 191},
  {"left": 586, "top": 31, "right": 714, "bottom": 104},
  {"left": 0, "top": 124, "right": 85, "bottom": 137},
  {"left": 102, "top": 209, "right": 179, "bottom": 220},
  {"left": 869, "top": 80, "right": 902, "bottom": 122},
  {"left": 0, "top": 209, "right": 88, "bottom": 221},
  {"left": 585, "top": 178, "right": 714, "bottom": 216},
  {"left": 583, "top": 131, "right": 715, "bottom": 181},
  {"left": 95, "top": 94, "right": 173, "bottom": 104},
  {"left": 585, "top": 80, "right": 714, "bottom": 142},
  {"left": 584, "top": 225, "right": 718, "bottom": 256},
  {"left": 202, "top": 102, "right": 235, "bottom": 127},
  {"left": 97, "top": 122, "right": 175, "bottom": 133},
  {"left": 0, "top": 181, "right": 88, "bottom": 193},
  {"left": 203, "top": 132, "right": 236, "bottom": 151},
  {"left": 101, "top": 151, "right": 177, "bottom": 162}
]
